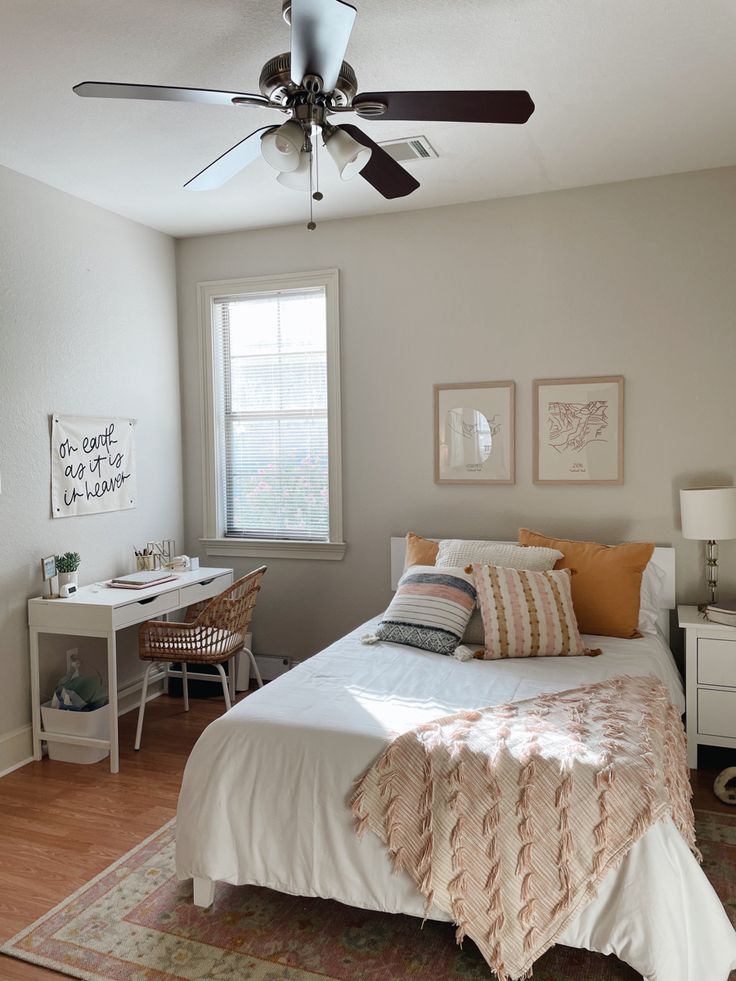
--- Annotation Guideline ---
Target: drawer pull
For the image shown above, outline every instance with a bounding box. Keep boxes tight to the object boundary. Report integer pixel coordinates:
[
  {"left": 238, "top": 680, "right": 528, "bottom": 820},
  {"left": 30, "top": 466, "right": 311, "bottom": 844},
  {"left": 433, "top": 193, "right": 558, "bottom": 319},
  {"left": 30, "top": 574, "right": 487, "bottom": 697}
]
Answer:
[
  {"left": 138, "top": 596, "right": 158, "bottom": 605},
  {"left": 200, "top": 578, "right": 215, "bottom": 586}
]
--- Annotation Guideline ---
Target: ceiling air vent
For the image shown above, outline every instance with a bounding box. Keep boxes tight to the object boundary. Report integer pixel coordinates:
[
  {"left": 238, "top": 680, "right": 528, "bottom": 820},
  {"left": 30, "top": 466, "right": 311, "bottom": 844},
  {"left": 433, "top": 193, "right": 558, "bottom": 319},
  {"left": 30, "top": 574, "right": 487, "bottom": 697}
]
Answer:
[{"left": 377, "top": 135, "right": 438, "bottom": 162}]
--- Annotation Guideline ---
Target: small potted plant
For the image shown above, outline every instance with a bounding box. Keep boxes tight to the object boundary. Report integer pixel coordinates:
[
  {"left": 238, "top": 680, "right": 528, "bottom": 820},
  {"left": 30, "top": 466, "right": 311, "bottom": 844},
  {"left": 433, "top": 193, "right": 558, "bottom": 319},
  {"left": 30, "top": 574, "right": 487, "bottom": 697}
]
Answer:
[{"left": 55, "top": 551, "right": 81, "bottom": 589}]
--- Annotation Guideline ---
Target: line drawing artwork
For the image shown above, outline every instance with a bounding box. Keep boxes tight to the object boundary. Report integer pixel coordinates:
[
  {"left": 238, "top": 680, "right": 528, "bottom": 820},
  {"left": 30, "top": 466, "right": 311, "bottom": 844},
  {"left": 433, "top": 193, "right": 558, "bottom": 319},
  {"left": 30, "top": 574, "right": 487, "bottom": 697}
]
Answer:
[
  {"left": 446, "top": 410, "right": 500, "bottom": 447},
  {"left": 435, "top": 381, "right": 515, "bottom": 484},
  {"left": 546, "top": 400, "right": 609, "bottom": 454},
  {"left": 446, "top": 409, "right": 501, "bottom": 469}
]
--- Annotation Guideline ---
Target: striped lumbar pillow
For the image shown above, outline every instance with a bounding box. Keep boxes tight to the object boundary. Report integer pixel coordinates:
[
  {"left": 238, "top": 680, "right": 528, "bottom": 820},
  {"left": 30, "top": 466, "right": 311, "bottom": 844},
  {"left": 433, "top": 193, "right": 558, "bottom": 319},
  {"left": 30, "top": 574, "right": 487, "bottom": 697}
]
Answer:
[
  {"left": 376, "top": 565, "right": 476, "bottom": 655},
  {"left": 471, "top": 564, "right": 597, "bottom": 659}
]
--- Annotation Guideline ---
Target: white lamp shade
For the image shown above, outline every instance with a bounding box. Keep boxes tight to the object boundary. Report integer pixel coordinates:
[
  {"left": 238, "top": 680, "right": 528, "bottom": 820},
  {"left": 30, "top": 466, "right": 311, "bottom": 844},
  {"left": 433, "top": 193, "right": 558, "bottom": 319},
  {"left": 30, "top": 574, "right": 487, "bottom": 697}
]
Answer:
[
  {"left": 324, "top": 128, "right": 371, "bottom": 180},
  {"left": 680, "top": 486, "right": 736, "bottom": 540},
  {"left": 261, "top": 120, "right": 304, "bottom": 173},
  {"left": 276, "top": 150, "right": 311, "bottom": 190}
]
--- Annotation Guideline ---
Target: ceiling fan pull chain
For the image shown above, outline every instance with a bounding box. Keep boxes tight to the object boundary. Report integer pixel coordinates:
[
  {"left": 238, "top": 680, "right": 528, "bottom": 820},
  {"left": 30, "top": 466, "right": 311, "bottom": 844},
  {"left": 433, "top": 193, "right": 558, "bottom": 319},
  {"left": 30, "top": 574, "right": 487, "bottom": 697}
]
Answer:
[
  {"left": 307, "top": 144, "right": 317, "bottom": 230},
  {"left": 313, "top": 124, "right": 324, "bottom": 203}
]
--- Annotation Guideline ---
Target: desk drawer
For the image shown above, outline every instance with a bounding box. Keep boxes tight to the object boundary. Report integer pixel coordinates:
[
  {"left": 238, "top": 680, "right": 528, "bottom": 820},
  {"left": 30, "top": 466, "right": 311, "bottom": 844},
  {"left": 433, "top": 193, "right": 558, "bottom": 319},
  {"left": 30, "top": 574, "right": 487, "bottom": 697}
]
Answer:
[
  {"left": 698, "top": 638, "right": 736, "bottom": 688},
  {"left": 179, "top": 573, "right": 232, "bottom": 611},
  {"left": 698, "top": 688, "right": 736, "bottom": 739},
  {"left": 113, "top": 591, "right": 181, "bottom": 629}
]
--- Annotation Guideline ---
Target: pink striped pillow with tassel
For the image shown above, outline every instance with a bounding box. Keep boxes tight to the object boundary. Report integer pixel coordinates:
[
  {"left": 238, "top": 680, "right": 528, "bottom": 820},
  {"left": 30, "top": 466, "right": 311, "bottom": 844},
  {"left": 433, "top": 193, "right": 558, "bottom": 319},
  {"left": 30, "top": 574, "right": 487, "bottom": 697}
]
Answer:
[{"left": 470, "top": 564, "right": 600, "bottom": 659}]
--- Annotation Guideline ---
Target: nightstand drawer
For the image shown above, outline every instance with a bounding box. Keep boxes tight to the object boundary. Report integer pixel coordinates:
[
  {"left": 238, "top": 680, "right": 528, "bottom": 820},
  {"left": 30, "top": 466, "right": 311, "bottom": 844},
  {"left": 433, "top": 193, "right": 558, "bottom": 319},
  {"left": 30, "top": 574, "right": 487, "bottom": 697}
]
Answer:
[
  {"left": 697, "top": 638, "right": 736, "bottom": 687},
  {"left": 698, "top": 688, "right": 736, "bottom": 738}
]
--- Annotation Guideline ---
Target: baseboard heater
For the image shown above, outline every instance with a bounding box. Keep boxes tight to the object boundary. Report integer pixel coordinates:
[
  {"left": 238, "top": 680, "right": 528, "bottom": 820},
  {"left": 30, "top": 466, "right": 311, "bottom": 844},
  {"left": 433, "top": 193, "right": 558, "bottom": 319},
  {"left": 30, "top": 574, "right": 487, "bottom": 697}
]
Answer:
[{"left": 236, "top": 652, "right": 293, "bottom": 691}]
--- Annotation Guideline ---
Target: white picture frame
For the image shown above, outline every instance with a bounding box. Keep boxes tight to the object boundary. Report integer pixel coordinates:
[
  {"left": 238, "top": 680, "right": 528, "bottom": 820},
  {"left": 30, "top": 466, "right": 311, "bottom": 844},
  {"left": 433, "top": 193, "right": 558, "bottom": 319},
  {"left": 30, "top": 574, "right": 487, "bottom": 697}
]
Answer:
[
  {"left": 435, "top": 381, "right": 515, "bottom": 484},
  {"left": 533, "top": 376, "right": 624, "bottom": 484},
  {"left": 41, "top": 555, "right": 57, "bottom": 580}
]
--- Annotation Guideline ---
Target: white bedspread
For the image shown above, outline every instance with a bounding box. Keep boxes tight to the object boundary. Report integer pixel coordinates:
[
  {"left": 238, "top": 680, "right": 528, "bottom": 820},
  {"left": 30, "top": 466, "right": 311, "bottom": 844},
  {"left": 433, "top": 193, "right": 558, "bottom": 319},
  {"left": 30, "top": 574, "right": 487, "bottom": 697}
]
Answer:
[{"left": 176, "top": 618, "right": 736, "bottom": 981}]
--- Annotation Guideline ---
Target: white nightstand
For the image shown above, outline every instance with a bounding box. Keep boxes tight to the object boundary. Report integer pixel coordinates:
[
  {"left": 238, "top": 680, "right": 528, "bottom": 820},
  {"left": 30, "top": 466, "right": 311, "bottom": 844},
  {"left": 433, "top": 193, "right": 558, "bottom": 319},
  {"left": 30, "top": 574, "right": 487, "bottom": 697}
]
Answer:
[{"left": 678, "top": 604, "right": 736, "bottom": 768}]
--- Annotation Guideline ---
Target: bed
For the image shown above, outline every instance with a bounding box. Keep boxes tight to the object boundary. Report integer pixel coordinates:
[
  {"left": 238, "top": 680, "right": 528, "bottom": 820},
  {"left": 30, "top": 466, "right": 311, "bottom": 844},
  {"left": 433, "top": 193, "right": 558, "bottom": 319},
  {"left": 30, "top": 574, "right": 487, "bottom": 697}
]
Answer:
[{"left": 176, "top": 540, "right": 736, "bottom": 981}]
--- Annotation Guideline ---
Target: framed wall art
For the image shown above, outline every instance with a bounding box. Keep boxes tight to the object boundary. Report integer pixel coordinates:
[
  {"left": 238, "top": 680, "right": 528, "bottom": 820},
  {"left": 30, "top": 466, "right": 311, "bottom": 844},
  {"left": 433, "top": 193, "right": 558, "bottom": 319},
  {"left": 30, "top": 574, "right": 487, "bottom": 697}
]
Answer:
[
  {"left": 435, "top": 381, "right": 515, "bottom": 484},
  {"left": 533, "top": 376, "right": 624, "bottom": 485}
]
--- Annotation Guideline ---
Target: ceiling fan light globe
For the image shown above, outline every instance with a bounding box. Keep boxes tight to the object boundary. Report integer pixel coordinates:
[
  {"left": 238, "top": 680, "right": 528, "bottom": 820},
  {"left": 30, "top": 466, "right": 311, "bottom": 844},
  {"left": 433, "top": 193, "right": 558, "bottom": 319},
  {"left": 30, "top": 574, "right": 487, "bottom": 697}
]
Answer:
[
  {"left": 261, "top": 120, "right": 303, "bottom": 172},
  {"left": 276, "top": 150, "right": 311, "bottom": 190},
  {"left": 340, "top": 146, "right": 371, "bottom": 181},
  {"left": 324, "top": 128, "right": 372, "bottom": 181}
]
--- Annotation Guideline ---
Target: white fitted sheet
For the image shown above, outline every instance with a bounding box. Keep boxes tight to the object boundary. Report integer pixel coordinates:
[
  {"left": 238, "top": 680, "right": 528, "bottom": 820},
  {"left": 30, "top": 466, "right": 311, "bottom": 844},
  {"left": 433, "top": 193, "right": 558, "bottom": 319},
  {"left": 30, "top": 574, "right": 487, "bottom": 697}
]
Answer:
[{"left": 176, "top": 618, "right": 736, "bottom": 981}]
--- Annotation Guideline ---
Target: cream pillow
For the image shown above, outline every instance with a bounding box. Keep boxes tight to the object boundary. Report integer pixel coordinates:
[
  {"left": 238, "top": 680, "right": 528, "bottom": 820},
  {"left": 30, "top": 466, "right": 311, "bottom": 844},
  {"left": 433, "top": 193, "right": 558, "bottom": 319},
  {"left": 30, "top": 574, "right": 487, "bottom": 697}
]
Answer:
[
  {"left": 437, "top": 539, "right": 563, "bottom": 571},
  {"left": 639, "top": 560, "right": 666, "bottom": 634}
]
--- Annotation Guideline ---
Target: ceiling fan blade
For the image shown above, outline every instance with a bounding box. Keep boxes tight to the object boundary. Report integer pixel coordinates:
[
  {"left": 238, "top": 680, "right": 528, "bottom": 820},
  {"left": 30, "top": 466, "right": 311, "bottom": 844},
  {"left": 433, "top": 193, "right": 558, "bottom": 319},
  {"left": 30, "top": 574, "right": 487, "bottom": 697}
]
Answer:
[
  {"left": 73, "top": 81, "right": 271, "bottom": 109},
  {"left": 184, "top": 126, "right": 276, "bottom": 190},
  {"left": 339, "top": 124, "right": 419, "bottom": 200},
  {"left": 352, "top": 90, "right": 535, "bottom": 124},
  {"left": 290, "top": 0, "right": 356, "bottom": 93}
]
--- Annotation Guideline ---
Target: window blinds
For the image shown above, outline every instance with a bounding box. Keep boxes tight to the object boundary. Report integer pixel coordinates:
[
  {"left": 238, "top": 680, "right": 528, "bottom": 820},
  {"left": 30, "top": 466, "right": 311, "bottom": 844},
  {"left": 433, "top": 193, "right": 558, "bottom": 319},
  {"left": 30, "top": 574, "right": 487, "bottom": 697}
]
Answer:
[{"left": 214, "top": 287, "right": 329, "bottom": 541}]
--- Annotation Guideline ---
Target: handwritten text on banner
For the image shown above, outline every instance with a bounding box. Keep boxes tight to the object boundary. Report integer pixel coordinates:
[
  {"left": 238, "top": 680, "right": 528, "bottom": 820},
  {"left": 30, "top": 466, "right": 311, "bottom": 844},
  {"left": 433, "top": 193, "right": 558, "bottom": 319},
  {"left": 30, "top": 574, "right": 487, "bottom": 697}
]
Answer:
[{"left": 51, "top": 414, "right": 137, "bottom": 518}]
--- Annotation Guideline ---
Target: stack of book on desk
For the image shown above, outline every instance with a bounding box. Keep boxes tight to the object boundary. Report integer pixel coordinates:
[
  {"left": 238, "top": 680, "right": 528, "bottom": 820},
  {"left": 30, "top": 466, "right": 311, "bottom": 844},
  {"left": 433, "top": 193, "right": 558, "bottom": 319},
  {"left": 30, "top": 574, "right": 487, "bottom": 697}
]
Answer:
[
  {"left": 107, "top": 571, "right": 177, "bottom": 590},
  {"left": 705, "top": 602, "right": 736, "bottom": 627}
]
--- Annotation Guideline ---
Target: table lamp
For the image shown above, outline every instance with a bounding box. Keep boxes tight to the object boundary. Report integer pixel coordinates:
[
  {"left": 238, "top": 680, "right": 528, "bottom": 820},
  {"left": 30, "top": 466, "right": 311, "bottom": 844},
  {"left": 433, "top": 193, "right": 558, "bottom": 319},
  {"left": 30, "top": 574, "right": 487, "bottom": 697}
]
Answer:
[{"left": 680, "top": 486, "right": 736, "bottom": 605}]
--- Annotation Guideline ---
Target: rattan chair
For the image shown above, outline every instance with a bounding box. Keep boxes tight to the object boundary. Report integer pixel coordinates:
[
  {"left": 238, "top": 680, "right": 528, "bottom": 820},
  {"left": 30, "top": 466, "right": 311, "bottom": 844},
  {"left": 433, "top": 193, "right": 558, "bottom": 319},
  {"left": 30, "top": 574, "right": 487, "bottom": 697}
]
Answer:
[{"left": 134, "top": 566, "right": 266, "bottom": 750}]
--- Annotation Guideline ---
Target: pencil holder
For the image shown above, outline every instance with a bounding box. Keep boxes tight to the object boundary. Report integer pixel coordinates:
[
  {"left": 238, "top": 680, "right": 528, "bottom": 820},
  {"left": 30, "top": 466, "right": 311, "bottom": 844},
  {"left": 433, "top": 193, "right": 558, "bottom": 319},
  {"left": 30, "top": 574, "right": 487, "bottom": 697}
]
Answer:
[{"left": 135, "top": 554, "right": 159, "bottom": 572}]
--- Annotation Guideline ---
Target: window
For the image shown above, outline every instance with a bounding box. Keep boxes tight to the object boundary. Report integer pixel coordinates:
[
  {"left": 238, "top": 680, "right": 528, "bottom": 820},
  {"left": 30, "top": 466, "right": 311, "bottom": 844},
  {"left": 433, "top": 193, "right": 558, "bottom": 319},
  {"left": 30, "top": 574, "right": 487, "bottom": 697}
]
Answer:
[{"left": 199, "top": 269, "right": 344, "bottom": 560}]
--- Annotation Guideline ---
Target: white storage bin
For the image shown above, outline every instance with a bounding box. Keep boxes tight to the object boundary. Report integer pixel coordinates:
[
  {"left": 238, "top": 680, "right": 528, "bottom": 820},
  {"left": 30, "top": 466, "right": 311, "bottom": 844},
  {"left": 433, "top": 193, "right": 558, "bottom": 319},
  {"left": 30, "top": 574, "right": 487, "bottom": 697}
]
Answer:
[{"left": 40, "top": 702, "right": 110, "bottom": 764}]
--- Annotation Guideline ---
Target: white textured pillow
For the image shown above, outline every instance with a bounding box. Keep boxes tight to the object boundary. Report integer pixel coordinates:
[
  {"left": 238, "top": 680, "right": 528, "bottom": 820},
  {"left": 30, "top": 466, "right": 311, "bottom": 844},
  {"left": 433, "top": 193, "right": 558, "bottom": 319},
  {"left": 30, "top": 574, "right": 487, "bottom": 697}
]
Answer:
[
  {"left": 436, "top": 539, "right": 563, "bottom": 571},
  {"left": 639, "top": 560, "right": 666, "bottom": 634}
]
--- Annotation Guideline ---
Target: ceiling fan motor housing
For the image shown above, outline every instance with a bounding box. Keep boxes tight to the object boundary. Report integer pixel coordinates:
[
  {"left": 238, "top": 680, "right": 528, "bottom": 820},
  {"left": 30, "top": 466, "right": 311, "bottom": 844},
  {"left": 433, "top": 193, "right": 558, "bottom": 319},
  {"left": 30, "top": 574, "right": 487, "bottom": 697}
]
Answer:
[{"left": 259, "top": 52, "right": 357, "bottom": 105}]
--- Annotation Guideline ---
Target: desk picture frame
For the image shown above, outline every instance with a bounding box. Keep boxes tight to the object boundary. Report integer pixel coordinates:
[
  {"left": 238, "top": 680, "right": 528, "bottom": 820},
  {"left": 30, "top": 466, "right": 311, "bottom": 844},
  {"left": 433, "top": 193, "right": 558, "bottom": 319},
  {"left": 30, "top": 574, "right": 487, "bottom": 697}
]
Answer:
[{"left": 41, "top": 555, "right": 56, "bottom": 580}]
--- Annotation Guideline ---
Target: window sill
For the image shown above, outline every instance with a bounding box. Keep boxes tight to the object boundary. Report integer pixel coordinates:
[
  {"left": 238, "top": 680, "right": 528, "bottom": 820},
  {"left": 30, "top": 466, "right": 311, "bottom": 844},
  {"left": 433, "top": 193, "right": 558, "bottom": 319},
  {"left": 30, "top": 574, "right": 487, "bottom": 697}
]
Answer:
[{"left": 200, "top": 538, "right": 346, "bottom": 561}]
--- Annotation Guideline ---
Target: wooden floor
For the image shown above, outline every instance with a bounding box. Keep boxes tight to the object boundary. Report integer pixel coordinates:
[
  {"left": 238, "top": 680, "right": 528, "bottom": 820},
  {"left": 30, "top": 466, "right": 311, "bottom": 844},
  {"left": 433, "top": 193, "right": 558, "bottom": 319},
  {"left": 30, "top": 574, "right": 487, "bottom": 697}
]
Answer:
[
  {"left": 0, "top": 695, "right": 733, "bottom": 980},
  {"left": 0, "top": 692, "right": 248, "bottom": 980}
]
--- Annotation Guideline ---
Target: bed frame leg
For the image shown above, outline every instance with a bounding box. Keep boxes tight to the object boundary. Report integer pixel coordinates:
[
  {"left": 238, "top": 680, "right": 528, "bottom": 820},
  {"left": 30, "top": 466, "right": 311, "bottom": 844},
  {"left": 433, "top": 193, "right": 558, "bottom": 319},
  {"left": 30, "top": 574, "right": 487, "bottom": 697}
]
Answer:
[{"left": 193, "top": 876, "right": 215, "bottom": 908}]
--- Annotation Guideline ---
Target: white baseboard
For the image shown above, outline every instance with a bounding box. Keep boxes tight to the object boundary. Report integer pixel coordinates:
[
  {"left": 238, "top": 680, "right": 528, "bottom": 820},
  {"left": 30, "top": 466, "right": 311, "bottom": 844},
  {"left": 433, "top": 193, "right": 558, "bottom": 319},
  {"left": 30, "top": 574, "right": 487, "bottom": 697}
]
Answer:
[
  {"left": 0, "top": 726, "right": 33, "bottom": 778},
  {"left": 118, "top": 677, "right": 165, "bottom": 716}
]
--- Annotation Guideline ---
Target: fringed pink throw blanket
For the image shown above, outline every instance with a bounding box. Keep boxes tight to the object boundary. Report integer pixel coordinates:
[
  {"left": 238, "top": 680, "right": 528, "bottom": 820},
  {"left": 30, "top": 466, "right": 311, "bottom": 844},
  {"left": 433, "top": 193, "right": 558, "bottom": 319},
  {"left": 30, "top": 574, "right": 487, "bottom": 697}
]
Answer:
[{"left": 351, "top": 675, "right": 699, "bottom": 981}]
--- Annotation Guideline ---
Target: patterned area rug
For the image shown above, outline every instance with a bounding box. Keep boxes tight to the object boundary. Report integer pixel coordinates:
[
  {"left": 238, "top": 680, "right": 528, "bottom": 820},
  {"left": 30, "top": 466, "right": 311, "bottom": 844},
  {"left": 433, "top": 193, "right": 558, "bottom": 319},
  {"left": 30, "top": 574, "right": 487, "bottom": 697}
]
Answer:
[{"left": 3, "top": 810, "right": 735, "bottom": 981}]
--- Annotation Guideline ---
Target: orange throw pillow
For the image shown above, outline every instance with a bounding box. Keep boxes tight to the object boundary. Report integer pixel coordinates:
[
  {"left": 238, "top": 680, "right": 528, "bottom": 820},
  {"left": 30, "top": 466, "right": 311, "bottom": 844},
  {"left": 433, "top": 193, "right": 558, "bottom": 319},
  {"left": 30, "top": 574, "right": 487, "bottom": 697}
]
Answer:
[
  {"left": 518, "top": 528, "right": 654, "bottom": 639},
  {"left": 404, "top": 532, "right": 439, "bottom": 570}
]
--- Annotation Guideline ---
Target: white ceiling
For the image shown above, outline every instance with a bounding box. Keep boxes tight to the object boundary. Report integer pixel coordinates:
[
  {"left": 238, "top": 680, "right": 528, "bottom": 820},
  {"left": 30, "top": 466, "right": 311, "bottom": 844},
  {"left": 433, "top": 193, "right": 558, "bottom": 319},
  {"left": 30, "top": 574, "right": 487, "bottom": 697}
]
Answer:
[{"left": 1, "top": 0, "right": 735, "bottom": 238}]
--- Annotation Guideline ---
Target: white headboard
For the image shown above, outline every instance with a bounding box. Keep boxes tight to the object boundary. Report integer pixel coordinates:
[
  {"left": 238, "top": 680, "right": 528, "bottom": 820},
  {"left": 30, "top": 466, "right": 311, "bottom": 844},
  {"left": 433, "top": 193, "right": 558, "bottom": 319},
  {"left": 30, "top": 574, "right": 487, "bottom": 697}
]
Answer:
[{"left": 390, "top": 537, "right": 676, "bottom": 640}]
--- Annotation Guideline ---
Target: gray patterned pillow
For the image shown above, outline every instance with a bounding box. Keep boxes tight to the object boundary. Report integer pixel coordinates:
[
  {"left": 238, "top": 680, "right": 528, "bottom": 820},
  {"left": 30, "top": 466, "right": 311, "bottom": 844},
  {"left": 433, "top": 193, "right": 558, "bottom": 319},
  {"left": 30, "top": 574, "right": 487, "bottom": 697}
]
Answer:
[{"left": 462, "top": 607, "right": 486, "bottom": 646}]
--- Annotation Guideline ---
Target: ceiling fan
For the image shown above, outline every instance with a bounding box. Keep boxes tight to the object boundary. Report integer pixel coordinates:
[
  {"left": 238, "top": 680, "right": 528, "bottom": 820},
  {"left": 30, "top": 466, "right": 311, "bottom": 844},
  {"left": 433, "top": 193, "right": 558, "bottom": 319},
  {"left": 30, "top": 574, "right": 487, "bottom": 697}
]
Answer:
[{"left": 74, "top": 0, "right": 534, "bottom": 228}]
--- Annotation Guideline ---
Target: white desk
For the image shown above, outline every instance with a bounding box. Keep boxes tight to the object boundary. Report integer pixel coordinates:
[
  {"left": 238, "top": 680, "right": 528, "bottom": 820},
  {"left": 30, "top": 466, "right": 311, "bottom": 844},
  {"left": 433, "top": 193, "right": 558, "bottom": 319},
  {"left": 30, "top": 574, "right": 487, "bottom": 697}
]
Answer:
[{"left": 28, "top": 567, "right": 233, "bottom": 773}]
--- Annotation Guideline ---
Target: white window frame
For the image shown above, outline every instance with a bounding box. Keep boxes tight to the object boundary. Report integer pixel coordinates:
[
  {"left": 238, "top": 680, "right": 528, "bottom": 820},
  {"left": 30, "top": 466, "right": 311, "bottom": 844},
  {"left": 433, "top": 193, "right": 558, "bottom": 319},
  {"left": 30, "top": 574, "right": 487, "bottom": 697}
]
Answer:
[{"left": 198, "top": 268, "right": 345, "bottom": 560}]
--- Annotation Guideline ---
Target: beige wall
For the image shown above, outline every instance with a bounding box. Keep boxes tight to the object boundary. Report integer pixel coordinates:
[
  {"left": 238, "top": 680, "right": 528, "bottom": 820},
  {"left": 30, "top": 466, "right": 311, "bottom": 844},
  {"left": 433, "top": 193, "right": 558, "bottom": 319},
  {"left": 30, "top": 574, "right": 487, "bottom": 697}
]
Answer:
[
  {"left": 176, "top": 167, "right": 736, "bottom": 663},
  {"left": 0, "top": 165, "right": 183, "bottom": 772}
]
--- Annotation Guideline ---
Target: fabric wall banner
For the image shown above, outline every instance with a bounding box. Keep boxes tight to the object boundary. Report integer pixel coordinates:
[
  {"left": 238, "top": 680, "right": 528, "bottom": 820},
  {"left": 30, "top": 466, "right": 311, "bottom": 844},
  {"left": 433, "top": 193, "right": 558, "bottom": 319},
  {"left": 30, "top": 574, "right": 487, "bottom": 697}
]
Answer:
[{"left": 51, "top": 414, "right": 137, "bottom": 518}]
